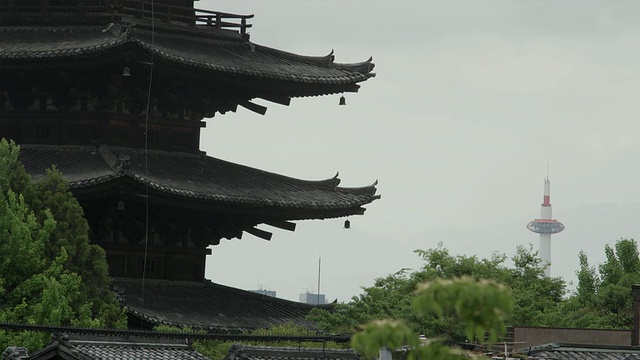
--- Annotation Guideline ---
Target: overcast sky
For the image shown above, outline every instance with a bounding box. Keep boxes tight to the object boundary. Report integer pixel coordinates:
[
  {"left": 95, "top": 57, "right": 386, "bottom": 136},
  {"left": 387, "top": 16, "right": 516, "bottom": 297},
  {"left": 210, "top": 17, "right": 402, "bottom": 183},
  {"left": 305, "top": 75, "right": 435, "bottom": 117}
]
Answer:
[{"left": 198, "top": 1, "right": 640, "bottom": 302}]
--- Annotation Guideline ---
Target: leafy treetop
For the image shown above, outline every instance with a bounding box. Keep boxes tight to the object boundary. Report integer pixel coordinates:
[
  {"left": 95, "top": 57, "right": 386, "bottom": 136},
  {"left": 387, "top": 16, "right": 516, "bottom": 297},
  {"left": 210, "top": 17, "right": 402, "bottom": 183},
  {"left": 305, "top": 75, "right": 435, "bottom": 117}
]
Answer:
[{"left": 0, "top": 138, "right": 125, "bottom": 350}]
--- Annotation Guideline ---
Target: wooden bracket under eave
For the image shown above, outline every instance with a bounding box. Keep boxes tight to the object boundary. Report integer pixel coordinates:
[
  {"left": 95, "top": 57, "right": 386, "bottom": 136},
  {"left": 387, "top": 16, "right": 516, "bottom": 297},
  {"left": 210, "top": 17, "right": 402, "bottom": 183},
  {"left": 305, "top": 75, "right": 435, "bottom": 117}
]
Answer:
[
  {"left": 245, "top": 227, "right": 273, "bottom": 241},
  {"left": 259, "top": 94, "right": 291, "bottom": 106},
  {"left": 239, "top": 100, "right": 267, "bottom": 115},
  {"left": 265, "top": 221, "right": 296, "bottom": 232}
]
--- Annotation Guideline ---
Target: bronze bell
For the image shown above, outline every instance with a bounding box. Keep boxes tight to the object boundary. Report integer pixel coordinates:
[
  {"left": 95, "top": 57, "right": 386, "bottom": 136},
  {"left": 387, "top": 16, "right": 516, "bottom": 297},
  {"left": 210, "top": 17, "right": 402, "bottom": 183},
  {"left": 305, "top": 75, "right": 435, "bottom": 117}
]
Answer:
[
  {"left": 344, "top": 219, "right": 350, "bottom": 229},
  {"left": 339, "top": 95, "right": 346, "bottom": 106},
  {"left": 122, "top": 67, "right": 131, "bottom": 77}
]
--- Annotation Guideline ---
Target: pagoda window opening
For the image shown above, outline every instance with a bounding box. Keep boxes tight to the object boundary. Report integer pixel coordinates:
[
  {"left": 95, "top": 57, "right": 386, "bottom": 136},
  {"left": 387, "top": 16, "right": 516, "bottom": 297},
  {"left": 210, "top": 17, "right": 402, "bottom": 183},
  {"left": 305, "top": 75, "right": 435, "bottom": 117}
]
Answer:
[
  {"left": 35, "top": 124, "right": 51, "bottom": 140},
  {"left": 142, "top": 258, "right": 156, "bottom": 275},
  {"left": 171, "top": 126, "right": 193, "bottom": 150},
  {"left": 147, "top": 129, "right": 155, "bottom": 145},
  {"left": 107, "top": 255, "right": 128, "bottom": 277}
]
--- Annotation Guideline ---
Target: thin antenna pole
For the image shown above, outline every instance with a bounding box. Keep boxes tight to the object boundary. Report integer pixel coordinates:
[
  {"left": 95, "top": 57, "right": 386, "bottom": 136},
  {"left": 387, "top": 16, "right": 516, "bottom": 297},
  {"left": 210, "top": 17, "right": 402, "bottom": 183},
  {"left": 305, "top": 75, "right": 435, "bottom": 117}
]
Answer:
[
  {"left": 317, "top": 256, "right": 321, "bottom": 305},
  {"left": 546, "top": 162, "right": 549, "bottom": 180}
]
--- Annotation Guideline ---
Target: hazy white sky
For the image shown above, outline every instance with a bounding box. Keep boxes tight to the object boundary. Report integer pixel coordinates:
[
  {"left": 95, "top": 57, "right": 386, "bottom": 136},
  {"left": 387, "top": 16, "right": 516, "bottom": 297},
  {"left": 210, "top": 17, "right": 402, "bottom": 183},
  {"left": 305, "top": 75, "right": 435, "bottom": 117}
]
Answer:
[{"left": 199, "top": 1, "right": 640, "bottom": 302}]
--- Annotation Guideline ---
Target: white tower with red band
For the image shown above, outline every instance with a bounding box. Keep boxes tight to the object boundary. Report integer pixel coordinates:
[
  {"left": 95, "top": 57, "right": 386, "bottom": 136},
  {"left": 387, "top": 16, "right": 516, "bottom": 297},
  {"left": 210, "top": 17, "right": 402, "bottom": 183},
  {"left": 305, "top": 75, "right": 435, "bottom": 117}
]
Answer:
[{"left": 527, "top": 177, "right": 564, "bottom": 277}]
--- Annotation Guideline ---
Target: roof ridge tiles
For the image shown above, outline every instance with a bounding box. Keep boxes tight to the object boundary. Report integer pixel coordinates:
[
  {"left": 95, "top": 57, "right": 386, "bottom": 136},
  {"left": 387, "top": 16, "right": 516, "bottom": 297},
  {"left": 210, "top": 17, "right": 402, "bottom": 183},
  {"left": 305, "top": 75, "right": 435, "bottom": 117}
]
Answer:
[
  {"left": 336, "top": 182, "right": 379, "bottom": 197},
  {"left": 252, "top": 44, "right": 336, "bottom": 68},
  {"left": 0, "top": 25, "right": 108, "bottom": 31},
  {"left": 20, "top": 144, "right": 98, "bottom": 151},
  {"left": 235, "top": 343, "right": 356, "bottom": 352},
  {"left": 109, "top": 145, "right": 202, "bottom": 158},
  {"left": 135, "top": 27, "right": 245, "bottom": 46},
  {"left": 71, "top": 340, "right": 191, "bottom": 348},
  {"left": 228, "top": 343, "right": 360, "bottom": 360},
  {"left": 110, "top": 147, "right": 345, "bottom": 187},
  {"left": 333, "top": 57, "right": 376, "bottom": 74}
]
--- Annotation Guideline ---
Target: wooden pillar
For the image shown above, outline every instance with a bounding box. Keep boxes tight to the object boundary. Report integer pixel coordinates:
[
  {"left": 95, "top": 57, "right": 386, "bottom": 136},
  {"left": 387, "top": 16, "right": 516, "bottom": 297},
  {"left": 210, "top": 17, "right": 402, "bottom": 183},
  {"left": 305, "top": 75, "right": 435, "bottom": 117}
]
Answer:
[{"left": 632, "top": 284, "right": 640, "bottom": 346}]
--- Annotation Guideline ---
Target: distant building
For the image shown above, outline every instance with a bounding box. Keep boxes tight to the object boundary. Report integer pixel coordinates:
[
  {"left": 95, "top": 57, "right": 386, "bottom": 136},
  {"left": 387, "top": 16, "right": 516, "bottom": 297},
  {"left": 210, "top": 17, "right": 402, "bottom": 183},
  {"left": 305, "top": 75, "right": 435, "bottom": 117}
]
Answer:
[
  {"left": 299, "top": 292, "right": 327, "bottom": 305},
  {"left": 251, "top": 289, "right": 277, "bottom": 298}
]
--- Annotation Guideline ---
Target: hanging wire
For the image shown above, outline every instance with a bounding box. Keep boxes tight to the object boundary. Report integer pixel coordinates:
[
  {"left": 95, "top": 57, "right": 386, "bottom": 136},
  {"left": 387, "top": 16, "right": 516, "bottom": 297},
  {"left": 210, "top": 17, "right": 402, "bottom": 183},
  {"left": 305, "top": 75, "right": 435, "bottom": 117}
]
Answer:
[{"left": 141, "top": 0, "right": 156, "bottom": 327}]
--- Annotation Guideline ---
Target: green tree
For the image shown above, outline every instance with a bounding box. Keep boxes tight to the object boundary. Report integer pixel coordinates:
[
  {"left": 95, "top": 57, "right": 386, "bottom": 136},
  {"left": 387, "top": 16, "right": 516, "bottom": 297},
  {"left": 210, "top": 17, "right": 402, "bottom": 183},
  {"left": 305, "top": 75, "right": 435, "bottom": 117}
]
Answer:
[
  {"left": 512, "top": 239, "right": 640, "bottom": 330},
  {"left": 506, "top": 245, "right": 565, "bottom": 327},
  {"left": 0, "top": 139, "right": 126, "bottom": 350},
  {"left": 351, "top": 277, "right": 512, "bottom": 360},
  {"left": 27, "top": 167, "right": 122, "bottom": 325},
  {"left": 575, "top": 250, "right": 599, "bottom": 306},
  {"left": 310, "top": 243, "right": 565, "bottom": 339},
  {"left": 562, "top": 238, "right": 640, "bottom": 329}
]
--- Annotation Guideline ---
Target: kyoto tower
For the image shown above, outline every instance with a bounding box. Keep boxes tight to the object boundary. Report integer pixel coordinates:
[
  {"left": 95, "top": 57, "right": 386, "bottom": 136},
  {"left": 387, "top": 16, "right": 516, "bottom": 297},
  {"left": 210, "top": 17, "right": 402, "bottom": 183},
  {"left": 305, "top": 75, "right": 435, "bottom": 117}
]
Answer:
[{"left": 527, "top": 177, "right": 565, "bottom": 277}]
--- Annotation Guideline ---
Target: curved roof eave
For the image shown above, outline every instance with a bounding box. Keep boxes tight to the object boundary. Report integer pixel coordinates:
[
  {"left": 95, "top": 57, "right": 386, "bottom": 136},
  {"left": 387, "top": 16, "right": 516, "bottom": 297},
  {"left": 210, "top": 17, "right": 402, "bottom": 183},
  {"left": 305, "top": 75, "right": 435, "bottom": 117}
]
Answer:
[
  {"left": 0, "top": 24, "right": 376, "bottom": 89},
  {"left": 19, "top": 145, "right": 380, "bottom": 217}
]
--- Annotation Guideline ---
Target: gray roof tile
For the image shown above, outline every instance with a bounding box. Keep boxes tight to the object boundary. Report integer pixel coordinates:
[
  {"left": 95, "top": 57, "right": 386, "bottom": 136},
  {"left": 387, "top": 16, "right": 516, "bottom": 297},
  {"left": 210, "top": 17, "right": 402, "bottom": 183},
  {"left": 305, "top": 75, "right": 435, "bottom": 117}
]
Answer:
[
  {"left": 28, "top": 334, "right": 212, "bottom": 360},
  {"left": 19, "top": 145, "right": 379, "bottom": 217},
  {"left": 225, "top": 343, "right": 359, "bottom": 360},
  {"left": 0, "top": 23, "right": 374, "bottom": 88},
  {"left": 528, "top": 343, "right": 640, "bottom": 360}
]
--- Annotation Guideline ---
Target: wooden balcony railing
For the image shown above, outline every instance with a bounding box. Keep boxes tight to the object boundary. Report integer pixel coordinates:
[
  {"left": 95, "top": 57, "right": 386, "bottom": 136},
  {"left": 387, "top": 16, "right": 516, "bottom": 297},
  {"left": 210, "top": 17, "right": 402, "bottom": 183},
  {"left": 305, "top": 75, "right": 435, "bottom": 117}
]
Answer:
[{"left": 0, "top": 0, "right": 253, "bottom": 35}]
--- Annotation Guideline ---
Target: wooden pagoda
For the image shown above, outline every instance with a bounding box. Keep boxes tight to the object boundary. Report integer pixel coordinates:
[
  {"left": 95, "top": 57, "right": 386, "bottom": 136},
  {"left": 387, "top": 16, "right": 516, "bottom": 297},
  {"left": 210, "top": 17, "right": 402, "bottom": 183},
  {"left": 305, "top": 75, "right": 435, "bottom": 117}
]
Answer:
[{"left": 0, "top": 0, "right": 378, "bottom": 330}]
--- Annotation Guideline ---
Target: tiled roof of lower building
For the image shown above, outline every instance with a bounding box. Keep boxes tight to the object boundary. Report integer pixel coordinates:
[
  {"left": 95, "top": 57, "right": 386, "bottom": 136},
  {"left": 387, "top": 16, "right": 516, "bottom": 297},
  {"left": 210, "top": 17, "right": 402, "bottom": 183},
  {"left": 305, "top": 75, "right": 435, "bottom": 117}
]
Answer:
[
  {"left": 19, "top": 144, "right": 379, "bottom": 219},
  {"left": 26, "top": 333, "right": 212, "bottom": 360},
  {"left": 113, "top": 278, "right": 329, "bottom": 331},
  {"left": 225, "top": 343, "right": 359, "bottom": 360},
  {"left": 527, "top": 343, "right": 640, "bottom": 360}
]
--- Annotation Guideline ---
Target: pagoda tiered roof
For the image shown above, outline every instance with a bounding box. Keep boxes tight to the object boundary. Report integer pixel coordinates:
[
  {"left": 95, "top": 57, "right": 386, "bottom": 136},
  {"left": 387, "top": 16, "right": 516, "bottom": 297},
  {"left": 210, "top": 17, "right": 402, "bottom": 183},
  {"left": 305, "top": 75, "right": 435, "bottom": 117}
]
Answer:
[
  {"left": 1, "top": 0, "right": 378, "bottom": 324},
  {"left": 112, "top": 278, "right": 330, "bottom": 331},
  {"left": 19, "top": 144, "right": 379, "bottom": 220},
  {"left": 0, "top": 25, "right": 373, "bottom": 86},
  {"left": 0, "top": 18, "right": 375, "bottom": 111}
]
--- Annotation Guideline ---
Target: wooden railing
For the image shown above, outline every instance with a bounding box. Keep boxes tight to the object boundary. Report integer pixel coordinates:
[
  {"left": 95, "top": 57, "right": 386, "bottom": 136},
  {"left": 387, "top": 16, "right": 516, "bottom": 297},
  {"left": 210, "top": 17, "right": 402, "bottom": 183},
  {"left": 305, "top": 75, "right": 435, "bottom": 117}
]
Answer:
[{"left": 0, "top": 0, "right": 253, "bottom": 35}]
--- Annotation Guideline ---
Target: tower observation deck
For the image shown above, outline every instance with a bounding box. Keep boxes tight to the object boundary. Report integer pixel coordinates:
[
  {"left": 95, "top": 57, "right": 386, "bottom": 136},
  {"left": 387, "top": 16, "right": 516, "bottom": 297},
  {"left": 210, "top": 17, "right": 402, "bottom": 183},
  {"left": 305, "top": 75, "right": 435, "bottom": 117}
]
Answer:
[{"left": 526, "top": 178, "right": 564, "bottom": 277}]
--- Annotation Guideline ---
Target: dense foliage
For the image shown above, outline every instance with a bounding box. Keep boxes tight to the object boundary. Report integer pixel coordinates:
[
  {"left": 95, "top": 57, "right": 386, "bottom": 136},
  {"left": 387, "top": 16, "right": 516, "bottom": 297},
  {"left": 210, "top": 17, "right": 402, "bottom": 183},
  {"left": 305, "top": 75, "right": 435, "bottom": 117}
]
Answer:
[
  {"left": 351, "top": 277, "right": 512, "bottom": 360},
  {"left": 545, "top": 239, "right": 640, "bottom": 328},
  {"left": 0, "top": 139, "right": 125, "bottom": 349},
  {"left": 310, "top": 239, "right": 640, "bottom": 340},
  {"left": 309, "top": 243, "right": 563, "bottom": 340}
]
